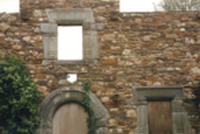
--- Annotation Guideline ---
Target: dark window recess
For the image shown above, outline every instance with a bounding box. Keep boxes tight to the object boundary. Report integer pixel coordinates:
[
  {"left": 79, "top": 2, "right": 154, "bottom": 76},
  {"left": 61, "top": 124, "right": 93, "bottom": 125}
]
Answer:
[{"left": 147, "top": 101, "right": 172, "bottom": 134}]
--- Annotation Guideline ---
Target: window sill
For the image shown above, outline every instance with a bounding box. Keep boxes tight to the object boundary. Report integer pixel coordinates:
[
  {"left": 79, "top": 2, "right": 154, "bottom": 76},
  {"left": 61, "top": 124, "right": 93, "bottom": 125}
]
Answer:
[{"left": 42, "top": 59, "right": 97, "bottom": 66}]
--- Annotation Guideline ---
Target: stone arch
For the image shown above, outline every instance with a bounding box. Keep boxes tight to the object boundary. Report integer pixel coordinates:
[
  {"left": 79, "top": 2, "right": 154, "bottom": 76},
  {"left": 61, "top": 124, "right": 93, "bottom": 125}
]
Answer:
[{"left": 37, "top": 86, "right": 110, "bottom": 134}]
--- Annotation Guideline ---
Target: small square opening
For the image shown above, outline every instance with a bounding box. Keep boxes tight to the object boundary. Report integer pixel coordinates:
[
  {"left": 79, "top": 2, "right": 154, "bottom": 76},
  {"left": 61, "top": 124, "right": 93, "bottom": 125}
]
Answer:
[{"left": 67, "top": 74, "right": 77, "bottom": 83}]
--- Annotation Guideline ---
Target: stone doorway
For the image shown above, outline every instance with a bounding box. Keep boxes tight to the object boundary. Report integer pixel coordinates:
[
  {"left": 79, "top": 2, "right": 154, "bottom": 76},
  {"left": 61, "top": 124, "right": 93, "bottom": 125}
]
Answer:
[
  {"left": 133, "top": 86, "right": 193, "bottom": 134},
  {"left": 37, "top": 86, "right": 110, "bottom": 134}
]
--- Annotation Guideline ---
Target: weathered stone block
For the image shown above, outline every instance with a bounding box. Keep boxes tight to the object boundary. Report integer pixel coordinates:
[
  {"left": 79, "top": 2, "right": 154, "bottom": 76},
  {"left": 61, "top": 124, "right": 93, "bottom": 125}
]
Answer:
[
  {"left": 40, "top": 23, "right": 57, "bottom": 33},
  {"left": 44, "top": 36, "right": 57, "bottom": 59},
  {"left": 135, "top": 105, "right": 149, "bottom": 134},
  {"left": 46, "top": 8, "right": 95, "bottom": 23},
  {"left": 133, "top": 86, "right": 183, "bottom": 101}
]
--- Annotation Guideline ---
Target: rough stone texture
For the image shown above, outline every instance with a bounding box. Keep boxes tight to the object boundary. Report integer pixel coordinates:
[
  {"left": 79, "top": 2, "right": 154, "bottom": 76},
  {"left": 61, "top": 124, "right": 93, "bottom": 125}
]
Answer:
[{"left": 0, "top": 0, "right": 200, "bottom": 133}]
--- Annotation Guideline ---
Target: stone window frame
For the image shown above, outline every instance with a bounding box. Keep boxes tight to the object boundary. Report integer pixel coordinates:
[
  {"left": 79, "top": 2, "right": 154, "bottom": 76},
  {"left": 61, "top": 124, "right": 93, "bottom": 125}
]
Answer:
[
  {"left": 133, "top": 86, "right": 193, "bottom": 134},
  {"left": 41, "top": 8, "right": 104, "bottom": 65},
  {"left": 37, "top": 86, "right": 110, "bottom": 134}
]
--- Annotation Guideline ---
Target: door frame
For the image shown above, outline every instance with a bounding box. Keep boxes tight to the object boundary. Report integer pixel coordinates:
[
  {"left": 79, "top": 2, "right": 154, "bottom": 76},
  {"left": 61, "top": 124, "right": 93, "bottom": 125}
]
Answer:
[{"left": 133, "top": 86, "right": 192, "bottom": 134}]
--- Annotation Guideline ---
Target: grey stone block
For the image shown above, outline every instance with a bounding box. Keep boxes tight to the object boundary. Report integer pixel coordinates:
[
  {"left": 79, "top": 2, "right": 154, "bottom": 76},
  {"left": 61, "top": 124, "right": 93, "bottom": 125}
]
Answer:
[
  {"left": 173, "top": 112, "right": 192, "bottom": 134},
  {"left": 46, "top": 8, "right": 95, "bottom": 23},
  {"left": 183, "top": 113, "right": 192, "bottom": 134},
  {"left": 83, "top": 34, "right": 99, "bottom": 60},
  {"left": 173, "top": 112, "right": 184, "bottom": 134},
  {"left": 83, "top": 22, "right": 91, "bottom": 30},
  {"left": 40, "top": 23, "right": 57, "bottom": 33},
  {"left": 133, "top": 86, "right": 183, "bottom": 101},
  {"left": 135, "top": 105, "right": 149, "bottom": 134},
  {"left": 172, "top": 100, "right": 186, "bottom": 112},
  {"left": 44, "top": 36, "right": 57, "bottom": 60}
]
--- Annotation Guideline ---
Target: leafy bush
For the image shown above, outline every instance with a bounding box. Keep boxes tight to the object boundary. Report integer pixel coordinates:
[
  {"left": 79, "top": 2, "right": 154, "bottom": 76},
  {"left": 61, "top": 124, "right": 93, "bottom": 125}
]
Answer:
[{"left": 0, "top": 53, "right": 41, "bottom": 134}]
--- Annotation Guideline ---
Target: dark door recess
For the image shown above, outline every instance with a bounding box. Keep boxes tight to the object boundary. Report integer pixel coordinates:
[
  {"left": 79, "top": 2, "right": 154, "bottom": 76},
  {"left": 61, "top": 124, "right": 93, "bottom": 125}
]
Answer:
[{"left": 147, "top": 101, "right": 172, "bottom": 134}]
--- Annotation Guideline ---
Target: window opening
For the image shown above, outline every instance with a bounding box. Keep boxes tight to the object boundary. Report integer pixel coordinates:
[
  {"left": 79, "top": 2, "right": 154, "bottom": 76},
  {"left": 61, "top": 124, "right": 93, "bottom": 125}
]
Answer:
[
  {"left": 0, "top": 0, "right": 19, "bottom": 13},
  {"left": 58, "top": 26, "right": 83, "bottom": 60}
]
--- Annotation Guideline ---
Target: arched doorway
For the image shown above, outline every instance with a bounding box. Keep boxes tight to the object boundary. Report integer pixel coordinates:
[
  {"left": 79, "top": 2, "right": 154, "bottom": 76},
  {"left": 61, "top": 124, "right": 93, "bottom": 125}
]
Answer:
[
  {"left": 37, "top": 87, "right": 110, "bottom": 134},
  {"left": 52, "top": 103, "right": 88, "bottom": 134}
]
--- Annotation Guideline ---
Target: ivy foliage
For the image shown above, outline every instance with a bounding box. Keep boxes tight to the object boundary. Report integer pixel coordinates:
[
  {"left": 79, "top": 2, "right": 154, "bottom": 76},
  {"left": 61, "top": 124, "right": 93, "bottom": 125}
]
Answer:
[
  {"left": 81, "top": 80, "right": 98, "bottom": 134},
  {"left": 0, "top": 53, "right": 41, "bottom": 134}
]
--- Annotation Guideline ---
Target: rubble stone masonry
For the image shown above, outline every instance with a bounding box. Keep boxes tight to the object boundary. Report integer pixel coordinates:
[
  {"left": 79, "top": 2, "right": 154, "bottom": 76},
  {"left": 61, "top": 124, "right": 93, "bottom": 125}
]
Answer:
[{"left": 0, "top": 0, "right": 200, "bottom": 133}]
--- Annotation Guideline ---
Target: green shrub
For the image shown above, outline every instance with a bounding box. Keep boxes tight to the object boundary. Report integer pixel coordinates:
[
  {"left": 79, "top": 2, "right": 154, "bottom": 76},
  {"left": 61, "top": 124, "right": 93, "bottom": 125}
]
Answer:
[{"left": 0, "top": 53, "right": 41, "bottom": 134}]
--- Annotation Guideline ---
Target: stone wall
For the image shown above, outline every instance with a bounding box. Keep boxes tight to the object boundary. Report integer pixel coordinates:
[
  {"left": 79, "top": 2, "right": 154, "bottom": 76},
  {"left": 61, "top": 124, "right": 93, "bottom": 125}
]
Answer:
[{"left": 0, "top": 0, "right": 200, "bottom": 133}]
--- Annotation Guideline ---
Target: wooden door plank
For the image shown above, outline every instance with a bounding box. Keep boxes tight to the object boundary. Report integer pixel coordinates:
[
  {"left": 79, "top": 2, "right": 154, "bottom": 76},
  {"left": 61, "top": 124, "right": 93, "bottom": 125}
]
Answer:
[
  {"left": 147, "top": 101, "right": 172, "bottom": 134},
  {"left": 53, "top": 103, "right": 88, "bottom": 134}
]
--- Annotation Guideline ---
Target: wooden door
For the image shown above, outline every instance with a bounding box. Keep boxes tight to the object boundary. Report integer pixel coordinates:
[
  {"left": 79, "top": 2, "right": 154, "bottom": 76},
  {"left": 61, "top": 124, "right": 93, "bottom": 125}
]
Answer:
[
  {"left": 147, "top": 101, "right": 172, "bottom": 134},
  {"left": 52, "top": 103, "right": 88, "bottom": 134}
]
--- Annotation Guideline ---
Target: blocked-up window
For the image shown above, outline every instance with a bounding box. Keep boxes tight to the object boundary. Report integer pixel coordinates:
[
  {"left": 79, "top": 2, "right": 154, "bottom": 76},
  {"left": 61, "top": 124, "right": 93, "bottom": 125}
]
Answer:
[
  {"left": 58, "top": 26, "right": 83, "bottom": 60},
  {"left": 0, "top": 0, "right": 19, "bottom": 13}
]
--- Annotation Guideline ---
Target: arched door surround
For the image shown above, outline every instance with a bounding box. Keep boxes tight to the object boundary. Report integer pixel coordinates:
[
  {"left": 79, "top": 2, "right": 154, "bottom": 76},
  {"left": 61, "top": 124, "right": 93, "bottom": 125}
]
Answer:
[{"left": 37, "top": 86, "right": 110, "bottom": 134}]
